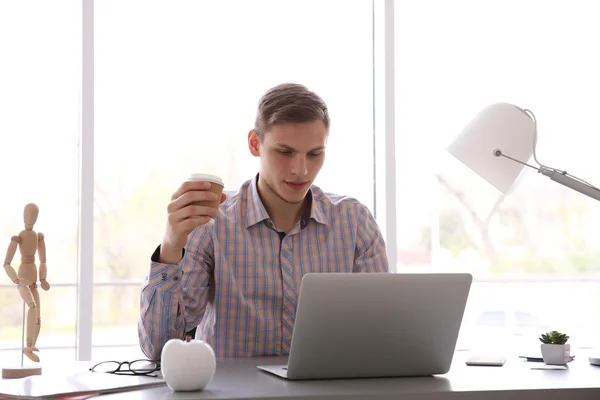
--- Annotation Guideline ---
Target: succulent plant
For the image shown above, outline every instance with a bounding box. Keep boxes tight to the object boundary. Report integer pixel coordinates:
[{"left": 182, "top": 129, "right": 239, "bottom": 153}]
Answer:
[{"left": 539, "top": 330, "right": 569, "bottom": 345}]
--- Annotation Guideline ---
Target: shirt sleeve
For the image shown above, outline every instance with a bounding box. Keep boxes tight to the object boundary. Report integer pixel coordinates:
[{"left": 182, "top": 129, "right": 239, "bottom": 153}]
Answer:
[
  {"left": 138, "top": 226, "right": 215, "bottom": 361},
  {"left": 353, "top": 204, "right": 390, "bottom": 273}
]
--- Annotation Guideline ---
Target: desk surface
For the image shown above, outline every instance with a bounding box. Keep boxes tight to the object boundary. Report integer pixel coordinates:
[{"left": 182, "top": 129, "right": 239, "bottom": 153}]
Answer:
[{"left": 97, "top": 353, "right": 600, "bottom": 400}]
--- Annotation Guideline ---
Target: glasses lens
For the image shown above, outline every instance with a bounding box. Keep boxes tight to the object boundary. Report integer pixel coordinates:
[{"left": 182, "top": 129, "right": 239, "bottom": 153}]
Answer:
[
  {"left": 92, "top": 361, "right": 122, "bottom": 373},
  {"left": 130, "top": 360, "right": 157, "bottom": 374}
]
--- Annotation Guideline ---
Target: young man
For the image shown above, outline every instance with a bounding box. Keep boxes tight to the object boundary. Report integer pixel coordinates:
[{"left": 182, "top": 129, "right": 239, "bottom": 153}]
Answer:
[{"left": 138, "top": 83, "right": 389, "bottom": 360}]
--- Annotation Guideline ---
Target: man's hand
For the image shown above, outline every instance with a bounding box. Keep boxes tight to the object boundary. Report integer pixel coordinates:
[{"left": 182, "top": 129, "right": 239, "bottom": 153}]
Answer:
[{"left": 160, "top": 180, "right": 227, "bottom": 264}]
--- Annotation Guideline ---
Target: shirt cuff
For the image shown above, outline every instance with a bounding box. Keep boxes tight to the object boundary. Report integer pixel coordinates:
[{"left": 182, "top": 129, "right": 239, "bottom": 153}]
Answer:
[{"left": 145, "top": 245, "right": 185, "bottom": 291}]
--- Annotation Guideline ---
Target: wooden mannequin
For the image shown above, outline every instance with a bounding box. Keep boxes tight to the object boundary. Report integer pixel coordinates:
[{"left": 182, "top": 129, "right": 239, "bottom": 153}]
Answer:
[{"left": 2, "top": 203, "right": 50, "bottom": 378}]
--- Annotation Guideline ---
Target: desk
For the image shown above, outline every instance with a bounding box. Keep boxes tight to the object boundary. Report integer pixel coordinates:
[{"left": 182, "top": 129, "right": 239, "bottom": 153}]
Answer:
[{"left": 98, "top": 354, "right": 600, "bottom": 400}]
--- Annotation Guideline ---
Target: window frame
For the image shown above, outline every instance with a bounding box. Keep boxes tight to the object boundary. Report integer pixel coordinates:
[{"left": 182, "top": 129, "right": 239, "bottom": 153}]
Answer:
[{"left": 2, "top": 0, "right": 598, "bottom": 361}]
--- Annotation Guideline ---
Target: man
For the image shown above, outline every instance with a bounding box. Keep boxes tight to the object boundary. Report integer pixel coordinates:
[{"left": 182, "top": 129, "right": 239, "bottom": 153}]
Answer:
[{"left": 138, "top": 83, "right": 389, "bottom": 360}]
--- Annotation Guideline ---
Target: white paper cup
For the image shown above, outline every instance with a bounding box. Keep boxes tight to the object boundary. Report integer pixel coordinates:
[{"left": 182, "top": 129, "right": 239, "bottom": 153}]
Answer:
[{"left": 186, "top": 173, "right": 224, "bottom": 224}]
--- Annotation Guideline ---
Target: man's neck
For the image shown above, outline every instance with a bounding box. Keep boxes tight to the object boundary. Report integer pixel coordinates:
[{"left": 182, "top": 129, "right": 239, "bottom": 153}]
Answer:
[{"left": 257, "top": 176, "right": 307, "bottom": 233}]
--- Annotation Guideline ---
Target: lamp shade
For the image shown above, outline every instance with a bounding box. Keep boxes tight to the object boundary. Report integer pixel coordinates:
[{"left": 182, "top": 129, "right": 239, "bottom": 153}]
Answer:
[{"left": 447, "top": 102, "right": 536, "bottom": 194}]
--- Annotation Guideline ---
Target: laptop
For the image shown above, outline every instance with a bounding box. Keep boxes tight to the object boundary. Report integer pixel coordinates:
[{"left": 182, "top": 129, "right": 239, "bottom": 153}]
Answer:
[{"left": 257, "top": 272, "right": 472, "bottom": 380}]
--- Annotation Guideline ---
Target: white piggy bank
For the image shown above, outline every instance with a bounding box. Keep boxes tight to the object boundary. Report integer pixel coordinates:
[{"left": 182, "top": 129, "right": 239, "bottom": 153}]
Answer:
[{"left": 160, "top": 337, "right": 216, "bottom": 392}]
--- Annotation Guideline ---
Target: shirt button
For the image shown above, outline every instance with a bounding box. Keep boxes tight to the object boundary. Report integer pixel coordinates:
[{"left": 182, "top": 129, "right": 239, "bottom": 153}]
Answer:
[{"left": 173, "top": 275, "right": 179, "bottom": 281}]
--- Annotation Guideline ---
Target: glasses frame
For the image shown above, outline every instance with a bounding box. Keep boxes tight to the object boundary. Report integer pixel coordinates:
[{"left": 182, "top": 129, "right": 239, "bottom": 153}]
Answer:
[{"left": 89, "top": 359, "right": 161, "bottom": 377}]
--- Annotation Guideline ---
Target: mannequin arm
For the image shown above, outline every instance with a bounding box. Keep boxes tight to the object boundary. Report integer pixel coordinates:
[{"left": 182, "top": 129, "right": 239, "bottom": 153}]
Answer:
[
  {"left": 38, "top": 233, "right": 49, "bottom": 287},
  {"left": 3, "top": 236, "right": 20, "bottom": 284}
]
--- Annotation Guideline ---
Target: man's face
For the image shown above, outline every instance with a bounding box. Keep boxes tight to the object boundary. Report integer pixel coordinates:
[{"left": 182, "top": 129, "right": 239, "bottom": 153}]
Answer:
[{"left": 248, "top": 119, "right": 327, "bottom": 204}]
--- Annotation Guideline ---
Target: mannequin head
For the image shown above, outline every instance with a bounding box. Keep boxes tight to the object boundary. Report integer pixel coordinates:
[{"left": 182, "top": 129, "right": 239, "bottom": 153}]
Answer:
[{"left": 23, "top": 203, "right": 39, "bottom": 230}]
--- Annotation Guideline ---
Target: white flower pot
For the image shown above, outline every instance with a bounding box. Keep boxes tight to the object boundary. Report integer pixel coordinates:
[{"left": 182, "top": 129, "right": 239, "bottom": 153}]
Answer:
[{"left": 540, "top": 343, "right": 570, "bottom": 365}]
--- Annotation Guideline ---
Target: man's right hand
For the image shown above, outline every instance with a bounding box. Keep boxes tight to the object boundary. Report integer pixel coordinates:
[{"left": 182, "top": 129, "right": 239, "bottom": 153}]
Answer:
[{"left": 159, "top": 180, "right": 227, "bottom": 264}]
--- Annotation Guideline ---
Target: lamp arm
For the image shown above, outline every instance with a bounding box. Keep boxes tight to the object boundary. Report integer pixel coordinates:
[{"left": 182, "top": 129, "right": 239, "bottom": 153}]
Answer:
[
  {"left": 494, "top": 150, "right": 600, "bottom": 201},
  {"left": 539, "top": 167, "right": 600, "bottom": 202},
  {"left": 505, "top": 107, "right": 600, "bottom": 202}
]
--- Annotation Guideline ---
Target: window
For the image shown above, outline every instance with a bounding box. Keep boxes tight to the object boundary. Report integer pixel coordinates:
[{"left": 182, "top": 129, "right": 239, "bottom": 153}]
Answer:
[
  {"left": 5, "top": 0, "right": 595, "bottom": 364},
  {"left": 395, "top": 0, "right": 600, "bottom": 353},
  {"left": 92, "top": 0, "right": 374, "bottom": 357},
  {"left": 0, "top": 1, "right": 80, "bottom": 362}
]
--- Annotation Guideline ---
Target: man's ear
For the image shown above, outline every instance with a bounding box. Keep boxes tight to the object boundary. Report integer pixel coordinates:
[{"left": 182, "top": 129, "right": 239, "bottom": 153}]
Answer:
[{"left": 248, "top": 129, "right": 260, "bottom": 157}]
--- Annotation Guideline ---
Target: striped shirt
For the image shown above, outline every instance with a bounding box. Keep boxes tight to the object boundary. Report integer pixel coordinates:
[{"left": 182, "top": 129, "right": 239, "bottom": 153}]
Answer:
[{"left": 138, "top": 175, "right": 389, "bottom": 360}]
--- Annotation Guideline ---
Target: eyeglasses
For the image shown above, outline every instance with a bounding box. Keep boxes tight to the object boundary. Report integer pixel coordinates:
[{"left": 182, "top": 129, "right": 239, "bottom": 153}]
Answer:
[{"left": 89, "top": 359, "right": 160, "bottom": 377}]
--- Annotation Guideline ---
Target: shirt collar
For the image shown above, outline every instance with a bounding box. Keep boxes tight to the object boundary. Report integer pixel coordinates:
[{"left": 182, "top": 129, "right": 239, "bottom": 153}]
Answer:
[
  {"left": 245, "top": 174, "right": 328, "bottom": 230},
  {"left": 245, "top": 175, "right": 271, "bottom": 228}
]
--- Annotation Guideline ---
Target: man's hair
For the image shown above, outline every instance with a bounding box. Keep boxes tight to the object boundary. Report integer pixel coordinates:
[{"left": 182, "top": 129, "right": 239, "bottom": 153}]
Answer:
[{"left": 254, "top": 83, "right": 330, "bottom": 140}]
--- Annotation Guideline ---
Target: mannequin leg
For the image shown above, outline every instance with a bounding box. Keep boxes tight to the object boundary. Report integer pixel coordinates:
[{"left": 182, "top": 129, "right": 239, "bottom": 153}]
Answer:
[
  {"left": 30, "top": 284, "right": 41, "bottom": 347},
  {"left": 17, "top": 285, "right": 39, "bottom": 362}
]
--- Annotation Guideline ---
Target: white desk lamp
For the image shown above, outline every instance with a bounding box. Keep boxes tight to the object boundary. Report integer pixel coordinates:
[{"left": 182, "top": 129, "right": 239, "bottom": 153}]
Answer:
[
  {"left": 447, "top": 102, "right": 600, "bottom": 366},
  {"left": 447, "top": 102, "right": 600, "bottom": 201}
]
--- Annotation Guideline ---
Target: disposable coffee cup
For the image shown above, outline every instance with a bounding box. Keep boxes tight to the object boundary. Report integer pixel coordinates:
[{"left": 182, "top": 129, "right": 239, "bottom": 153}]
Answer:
[{"left": 187, "top": 173, "right": 224, "bottom": 224}]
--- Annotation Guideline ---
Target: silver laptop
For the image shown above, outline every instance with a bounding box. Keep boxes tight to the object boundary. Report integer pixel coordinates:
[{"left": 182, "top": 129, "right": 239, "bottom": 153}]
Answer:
[{"left": 258, "top": 272, "right": 472, "bottom": 380}]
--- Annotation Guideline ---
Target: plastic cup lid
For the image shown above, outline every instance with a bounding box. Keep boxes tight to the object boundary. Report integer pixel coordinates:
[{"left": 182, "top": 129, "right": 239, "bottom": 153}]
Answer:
[{"left": 188, "top": 173, "right": 223, "bottom": 186}]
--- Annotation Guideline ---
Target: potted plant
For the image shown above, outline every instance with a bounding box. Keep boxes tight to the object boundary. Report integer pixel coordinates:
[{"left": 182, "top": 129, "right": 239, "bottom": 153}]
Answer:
[{"left": 539, "top": 331, "right": 570, "bottom": 365}]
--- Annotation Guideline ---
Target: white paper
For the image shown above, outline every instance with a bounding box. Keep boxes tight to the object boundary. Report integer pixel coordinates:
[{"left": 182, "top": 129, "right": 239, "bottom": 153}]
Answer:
[
  {"left": 0, "top": 372, "right": 165, "bottom": 399},
  {"left": 530, "top": 364, "right": 568, "bottom": 370}
]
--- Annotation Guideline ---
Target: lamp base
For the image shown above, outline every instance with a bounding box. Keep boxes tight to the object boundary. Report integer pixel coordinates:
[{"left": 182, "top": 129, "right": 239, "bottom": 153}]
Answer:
[{"left": 2, "top": 366, "right": 42, "bottom": 379}]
